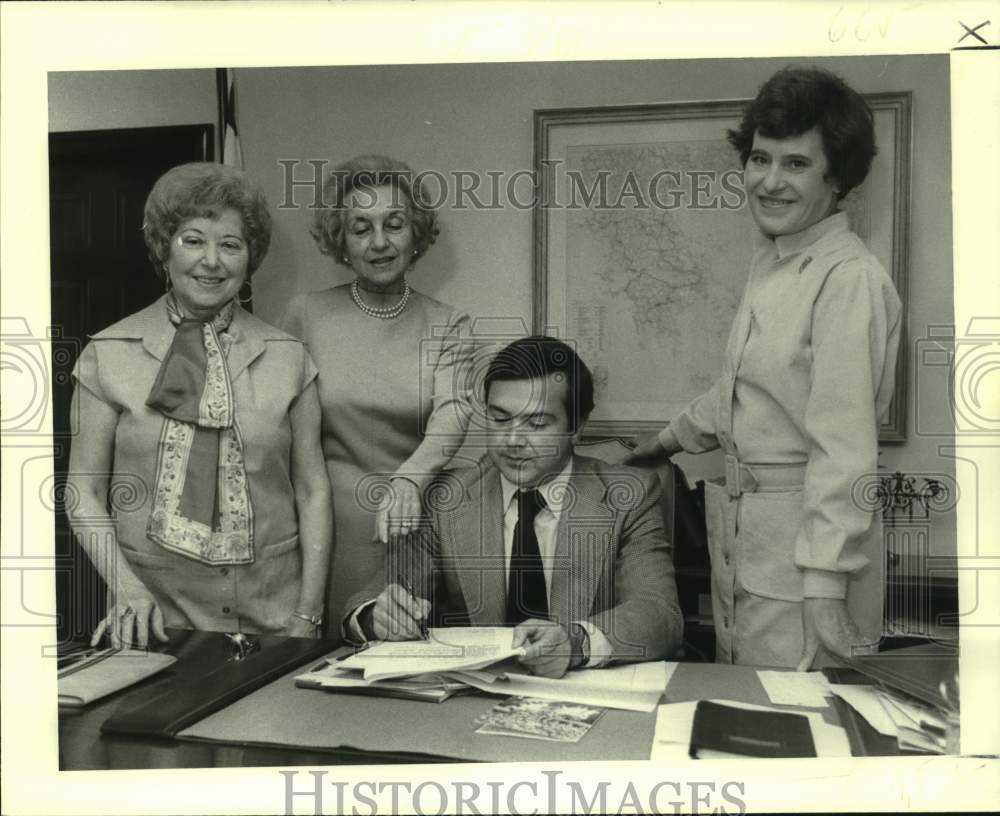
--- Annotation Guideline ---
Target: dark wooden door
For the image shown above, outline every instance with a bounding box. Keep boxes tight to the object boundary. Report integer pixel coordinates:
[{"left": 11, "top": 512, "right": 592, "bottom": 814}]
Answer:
[{"left": 50, "top": 125, "right": 213, "bottom": 644}]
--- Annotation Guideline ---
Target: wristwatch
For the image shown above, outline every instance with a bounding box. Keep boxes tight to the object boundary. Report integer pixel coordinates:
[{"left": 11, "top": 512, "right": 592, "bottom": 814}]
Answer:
[
  {"left": 569, "top": 623, "right": 590, "bottom": 669},
  {"left": 292, "top": 611, "right": 323, "bottom": 628}
]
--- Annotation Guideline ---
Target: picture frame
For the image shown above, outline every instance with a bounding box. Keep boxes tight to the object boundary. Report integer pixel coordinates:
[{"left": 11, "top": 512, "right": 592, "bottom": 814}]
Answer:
[{"left": 533, "top": 93, "right": 911, "bottom": 441}]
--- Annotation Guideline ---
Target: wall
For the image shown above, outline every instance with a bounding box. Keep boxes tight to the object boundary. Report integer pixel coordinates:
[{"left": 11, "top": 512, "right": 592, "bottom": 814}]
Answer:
[
  {"left": 47, "top": 56, "right": 956, "bottom": 561},
  {"left": 48, "top": 69, "right": 217, "bottom": 133},
  {"left": 238, "top": 55, "right": 955, "bottom": 560}
]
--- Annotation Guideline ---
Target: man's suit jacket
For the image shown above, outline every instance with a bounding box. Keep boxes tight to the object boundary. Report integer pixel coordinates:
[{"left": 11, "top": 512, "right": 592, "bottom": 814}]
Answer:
[{"left": 345, "top": 454, "right": 684, "bottom": 663}]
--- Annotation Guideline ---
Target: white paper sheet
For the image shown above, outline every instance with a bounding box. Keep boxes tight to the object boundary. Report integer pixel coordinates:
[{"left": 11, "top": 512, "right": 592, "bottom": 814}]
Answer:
[
  {"left": 757, "top": 670, "right": 832, "bottom": 708},
  {"left": 650, "top": 699, "right": 851, "bottom": 760}
]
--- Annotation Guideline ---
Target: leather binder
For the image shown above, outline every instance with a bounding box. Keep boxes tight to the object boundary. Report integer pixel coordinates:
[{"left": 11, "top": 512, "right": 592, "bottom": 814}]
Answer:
[
  {"left": 101, "top": 631, "right": 332, "bottom": 738},
  {"left": 688, "top": 700, "right": 816, "bottom": 758}
]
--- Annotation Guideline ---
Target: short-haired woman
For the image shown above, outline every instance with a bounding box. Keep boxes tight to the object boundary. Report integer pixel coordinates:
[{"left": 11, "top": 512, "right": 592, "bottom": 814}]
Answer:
[
  {"left": 282, "top": 155, "right": 474, "bottom": 629},
  {"left": 68, "top": 162, "right": 332, "bottom": 646},
  {"left": 627, "top": 67, "right": 902, "bottom": 669}
]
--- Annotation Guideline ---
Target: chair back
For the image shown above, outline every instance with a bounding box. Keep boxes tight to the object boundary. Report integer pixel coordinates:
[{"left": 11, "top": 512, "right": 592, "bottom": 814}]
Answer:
[{"left": 574, "top": 439, "right": 707, "bottom": 563}]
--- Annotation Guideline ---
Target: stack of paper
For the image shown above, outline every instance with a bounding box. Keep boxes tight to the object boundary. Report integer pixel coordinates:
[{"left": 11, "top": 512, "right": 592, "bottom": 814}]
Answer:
[
  {"left": 337, "top": 627, "right": 527, "bottom": 682},
  {"left": 296, "top": 660, "right": 472, "bottom": 702},
  {"left": 829, "top": 683, "right": 950, "bottom": 753},
  {"left": 296, "top": 627, "right": 674, "bottom": 712}
]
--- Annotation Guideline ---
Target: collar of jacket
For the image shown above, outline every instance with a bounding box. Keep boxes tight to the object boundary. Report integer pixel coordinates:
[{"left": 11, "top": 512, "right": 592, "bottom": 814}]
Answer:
[{"left": 89, "top": 293, "right": 293, "bottom": 381}]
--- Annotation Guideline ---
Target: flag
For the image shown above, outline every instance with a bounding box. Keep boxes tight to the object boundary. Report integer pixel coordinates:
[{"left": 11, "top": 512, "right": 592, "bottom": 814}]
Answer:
[{"left": 216, "top": 68, "right": 243, "bottom": 168}]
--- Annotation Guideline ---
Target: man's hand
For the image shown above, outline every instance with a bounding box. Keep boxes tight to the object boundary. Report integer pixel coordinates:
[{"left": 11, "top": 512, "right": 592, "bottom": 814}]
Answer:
[
  {"left": 622, "top": 431, "right": 673, "bottom": 468},
  {"left": 371, "top": 583, "right": 430, "bottom": 641},
  {"left": 797, "top": 597, "right": 877, "bottom": 670},
  {"left": 512, "top": 619, "right": 573, "bottom": 678}
]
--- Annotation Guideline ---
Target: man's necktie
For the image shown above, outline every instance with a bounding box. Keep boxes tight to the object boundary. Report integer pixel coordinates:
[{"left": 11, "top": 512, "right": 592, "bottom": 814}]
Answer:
[{"left": 506, "top": 488, "right": 549, "bottom": 624}]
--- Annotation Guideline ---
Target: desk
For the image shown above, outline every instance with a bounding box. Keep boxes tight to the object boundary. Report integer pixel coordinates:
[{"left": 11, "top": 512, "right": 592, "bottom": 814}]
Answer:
[{"left": 58, "top": 631, "right": 899, "bottom": 769}]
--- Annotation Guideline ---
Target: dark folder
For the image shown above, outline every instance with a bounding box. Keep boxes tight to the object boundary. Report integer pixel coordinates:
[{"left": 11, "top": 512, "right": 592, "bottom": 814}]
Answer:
[
  {"left": 689, "top": 701, "right": 817, "bottom": 758},
  {"left": 101, "top": 632, "right": 332, "bottom": 738},
  {"left": 847, "top": 641, "right": 959, "bottom": 709}
]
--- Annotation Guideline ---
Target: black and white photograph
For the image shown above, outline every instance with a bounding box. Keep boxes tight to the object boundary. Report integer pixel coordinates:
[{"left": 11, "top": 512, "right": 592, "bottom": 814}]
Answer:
[{"left": 2, "top": 2, "right": 998, "bottom": 815}]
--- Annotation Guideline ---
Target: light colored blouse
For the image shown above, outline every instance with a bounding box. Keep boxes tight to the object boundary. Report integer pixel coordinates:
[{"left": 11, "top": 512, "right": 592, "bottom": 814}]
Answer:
[
  {"left": 281, "top": 284, "right": 474, "bottom": 620},
  {"left": 72, "top": 296, "right": 318, "bottom": 633},
  {"left": 661, "top": 212, "right": 902, "bottom": 598}
]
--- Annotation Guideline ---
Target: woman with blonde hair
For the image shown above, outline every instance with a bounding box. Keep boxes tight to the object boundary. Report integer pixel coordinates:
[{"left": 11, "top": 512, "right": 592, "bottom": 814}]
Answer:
[
  {"left": 68, "top": 162, "right": 332, "bottom": 645},
  {"left": 283, "top": 155, "right": 474, "bottom": 630}
]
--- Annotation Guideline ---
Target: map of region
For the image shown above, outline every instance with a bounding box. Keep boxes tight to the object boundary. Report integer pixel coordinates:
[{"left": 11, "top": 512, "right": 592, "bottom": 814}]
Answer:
[{"left": 564, "top": 140, "right": 756, "bottom": 422}]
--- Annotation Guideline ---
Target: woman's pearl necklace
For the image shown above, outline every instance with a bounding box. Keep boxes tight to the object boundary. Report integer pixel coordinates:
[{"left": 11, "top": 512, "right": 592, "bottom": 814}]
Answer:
[{"left": 350, "top": 279, "right": 411, "bottom": 319}]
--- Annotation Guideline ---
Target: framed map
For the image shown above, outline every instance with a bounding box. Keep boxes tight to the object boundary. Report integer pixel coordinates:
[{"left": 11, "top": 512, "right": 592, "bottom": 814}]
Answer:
[{"left": 533, "top": 95, "right": 911, "bottom": 441}]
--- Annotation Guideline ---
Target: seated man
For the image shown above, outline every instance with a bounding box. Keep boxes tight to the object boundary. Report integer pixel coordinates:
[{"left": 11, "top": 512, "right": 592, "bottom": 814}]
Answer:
[{"left": 343, "top": 336, "right": 683, "bottom": 677}]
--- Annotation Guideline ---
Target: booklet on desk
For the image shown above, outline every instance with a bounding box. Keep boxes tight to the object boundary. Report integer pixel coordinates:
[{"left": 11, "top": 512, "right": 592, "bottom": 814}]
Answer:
[
  {"left": 58, "top": 648, "right": 177, "bottom": 707},
  {"left": 689, "top": 701, "right": 817, "bottom": 758},
  {"left": 652, "top": 699, "right": 850, "bottom": 760}
]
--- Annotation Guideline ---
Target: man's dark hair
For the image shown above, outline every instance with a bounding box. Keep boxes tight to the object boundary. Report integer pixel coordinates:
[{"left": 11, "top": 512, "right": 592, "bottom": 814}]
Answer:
[
  {"left": 727, "top": 66, "right": 877, "bottom": 200},
  {"left": 483, "top": 336, "right": 595, "bottom": 433}
]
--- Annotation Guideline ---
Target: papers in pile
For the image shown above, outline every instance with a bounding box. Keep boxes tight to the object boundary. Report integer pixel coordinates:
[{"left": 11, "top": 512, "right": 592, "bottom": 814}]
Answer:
[
  {"left": 828, "top": 683, "right": 950, "bottom": 753},
  {"left": 296, "top": 627, "right": 673, "bottom": 711},
  {"left": 757, "top": 668, "right": 952, "bottom": 754}
]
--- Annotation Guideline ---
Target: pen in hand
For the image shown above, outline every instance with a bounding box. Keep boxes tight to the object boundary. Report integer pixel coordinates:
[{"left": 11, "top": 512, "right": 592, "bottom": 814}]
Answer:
[{"left": 400, "top": 577, "right": 429, "bottom": 640}]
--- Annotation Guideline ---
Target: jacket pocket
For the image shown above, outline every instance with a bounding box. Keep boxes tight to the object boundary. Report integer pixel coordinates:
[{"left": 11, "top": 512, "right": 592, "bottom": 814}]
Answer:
[
  {"left": 258, "top": 532, "right": 300, "bottom": 558},
  {"left": 119, "top": 545, "right": 173, "bottom": 572},
  {"left": 736, "top": 491, "right": 805, "bottom": 602}
]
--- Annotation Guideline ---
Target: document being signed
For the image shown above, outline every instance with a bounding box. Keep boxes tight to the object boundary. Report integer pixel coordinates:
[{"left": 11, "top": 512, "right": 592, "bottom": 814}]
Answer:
[{"left": 338, "top": 627, "right": 527, "bottom": 682}]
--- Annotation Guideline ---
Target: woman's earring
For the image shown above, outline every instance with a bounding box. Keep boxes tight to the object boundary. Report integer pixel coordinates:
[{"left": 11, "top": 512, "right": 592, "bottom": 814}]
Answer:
[
  {"left": 237, "top": 278, "right": 253, "bottom": 305},
  {"left": 163, "top": 270, "right": 172, "bottom": 291}
]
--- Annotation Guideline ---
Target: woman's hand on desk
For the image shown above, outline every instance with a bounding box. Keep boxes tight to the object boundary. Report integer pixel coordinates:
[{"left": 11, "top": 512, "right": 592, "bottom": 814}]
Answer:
[
  {"left": 371, "top": 583, "right": 431, "bottom": 641},
  {"left": 797, "top": 597, "right": 877, "bottom": 670},
  {"left": 91, "top": 581, "right": 168, "bottom": 650}
]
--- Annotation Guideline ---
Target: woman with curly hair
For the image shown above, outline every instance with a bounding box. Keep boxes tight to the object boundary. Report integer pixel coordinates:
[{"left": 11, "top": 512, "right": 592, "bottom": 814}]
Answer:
[
  {"left": 627, "top": 67, "right": 902, "bottom": 669},
  {"left": 282, "top": 155, "right": 474, "bottom": 630},
  {"left": 68, "top": 162, "right": 332, "bottom": 646}
]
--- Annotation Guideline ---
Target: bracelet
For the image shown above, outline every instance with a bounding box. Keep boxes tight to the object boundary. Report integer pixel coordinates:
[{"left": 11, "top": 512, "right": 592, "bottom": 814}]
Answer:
[{"left": 292, "top": 611, "right": 323, "bottom": 627}]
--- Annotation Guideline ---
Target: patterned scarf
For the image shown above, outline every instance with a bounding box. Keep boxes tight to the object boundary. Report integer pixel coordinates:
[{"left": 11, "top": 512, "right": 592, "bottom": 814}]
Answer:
[{"left": 144, "top": 294, "right": 254, "bottom": 564}]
